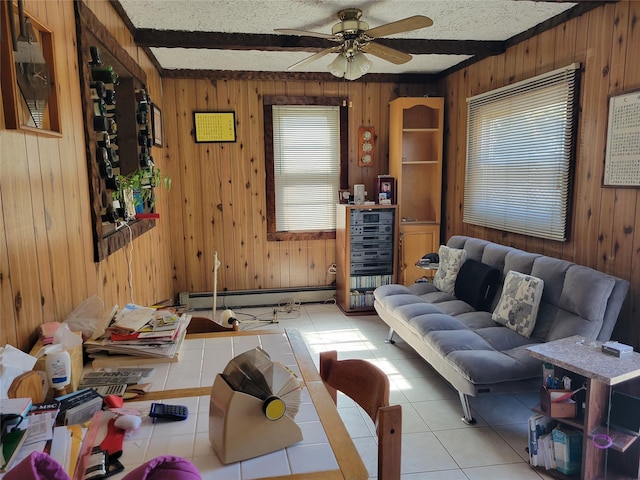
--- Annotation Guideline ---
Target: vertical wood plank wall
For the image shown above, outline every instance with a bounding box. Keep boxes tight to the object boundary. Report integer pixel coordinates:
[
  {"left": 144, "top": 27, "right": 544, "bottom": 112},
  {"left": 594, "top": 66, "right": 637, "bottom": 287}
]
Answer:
[
  {"left": 161, "top": 78, "right": 431, "bottom": 296},
  {"left": 443, "top": 0, "right": 640, "bottom": 346},
  {"left": 2, "top": 0, "right": 638, "bottom": 351},
  {"left": 0, "top": 0, "right": 173, "bottom": 351}
]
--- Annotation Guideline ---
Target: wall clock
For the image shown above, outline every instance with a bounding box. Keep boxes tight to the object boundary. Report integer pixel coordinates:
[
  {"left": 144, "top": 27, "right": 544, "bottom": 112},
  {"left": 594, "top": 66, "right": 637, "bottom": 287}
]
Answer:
[{"left": 358, "top": 126, "right": 374, "bottom": 167}]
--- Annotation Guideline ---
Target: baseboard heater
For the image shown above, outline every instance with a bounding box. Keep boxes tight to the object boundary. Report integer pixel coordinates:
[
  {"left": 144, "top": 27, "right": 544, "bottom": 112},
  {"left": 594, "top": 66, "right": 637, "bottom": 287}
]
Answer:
[{"left": 178, "top": 286, "right": 336, "bottom": 311}]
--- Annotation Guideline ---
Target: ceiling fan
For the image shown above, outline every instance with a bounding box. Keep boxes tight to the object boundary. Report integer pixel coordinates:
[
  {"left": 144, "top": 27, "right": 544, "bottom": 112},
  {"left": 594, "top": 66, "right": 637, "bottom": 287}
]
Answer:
[{"left": 275, "top": 8, "right": 433, "bottom": 80}]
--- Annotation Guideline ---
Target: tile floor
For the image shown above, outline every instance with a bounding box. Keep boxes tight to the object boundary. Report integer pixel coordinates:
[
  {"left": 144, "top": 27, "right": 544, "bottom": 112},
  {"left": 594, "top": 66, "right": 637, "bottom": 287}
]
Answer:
[{"left": 223, "top": 301, "right": 554, "bottom": 480}]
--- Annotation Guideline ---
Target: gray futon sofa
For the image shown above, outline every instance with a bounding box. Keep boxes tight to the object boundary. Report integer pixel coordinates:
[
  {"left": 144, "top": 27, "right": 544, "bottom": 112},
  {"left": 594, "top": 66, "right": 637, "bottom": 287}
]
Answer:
[{"left": 374, "top": 235, "right": 630, "bottom": 424}]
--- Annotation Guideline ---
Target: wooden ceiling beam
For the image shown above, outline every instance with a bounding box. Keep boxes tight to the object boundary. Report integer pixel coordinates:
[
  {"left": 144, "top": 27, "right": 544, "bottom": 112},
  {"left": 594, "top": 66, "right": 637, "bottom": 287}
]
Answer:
[{"left": 134, "top": 30, "right": 504, "bottom": 56}]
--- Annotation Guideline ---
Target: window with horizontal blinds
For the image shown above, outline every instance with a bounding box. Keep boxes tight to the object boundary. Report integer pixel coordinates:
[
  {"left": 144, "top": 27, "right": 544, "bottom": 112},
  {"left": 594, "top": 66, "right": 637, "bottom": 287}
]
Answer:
[
  {"left": 463, "top": 63, "right": 580, "bottom": 242},
  {"left": 272, "top": 105, "right": 341, "bottom": 232}
]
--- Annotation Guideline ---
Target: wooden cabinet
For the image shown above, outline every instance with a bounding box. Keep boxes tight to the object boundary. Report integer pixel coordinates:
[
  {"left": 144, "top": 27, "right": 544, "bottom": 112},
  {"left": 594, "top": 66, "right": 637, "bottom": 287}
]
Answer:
[
  {"left": 400, "top": 224, "right": 439, "bottom": 284},
  {"left": 336, "top": 205, "right": 398, "bottom": 314},
  {"left": 389, "top": 97, "right": 444, "bottom": 285},
  {"left": 527, "top": 337, "right": 640, "bottom": 480}
]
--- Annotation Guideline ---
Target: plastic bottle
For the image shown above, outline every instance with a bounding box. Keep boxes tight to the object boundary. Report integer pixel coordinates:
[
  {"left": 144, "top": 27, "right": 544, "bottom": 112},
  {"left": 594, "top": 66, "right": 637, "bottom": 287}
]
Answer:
[{"left": 45, "top": 350, "right": 71, "bottom": 395}]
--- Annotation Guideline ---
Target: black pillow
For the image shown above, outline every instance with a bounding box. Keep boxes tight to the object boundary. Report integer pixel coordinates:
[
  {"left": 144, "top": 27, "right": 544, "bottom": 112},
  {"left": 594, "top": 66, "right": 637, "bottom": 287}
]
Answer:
[{"left": 454, "top": 259, "right": 501, "bottom": 311}]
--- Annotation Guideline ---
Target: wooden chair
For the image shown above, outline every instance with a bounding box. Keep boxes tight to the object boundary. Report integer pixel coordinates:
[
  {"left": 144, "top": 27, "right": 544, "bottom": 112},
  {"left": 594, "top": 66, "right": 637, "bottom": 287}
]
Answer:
[{"left": 319, "top": 351, "right": 402, "bottom": 480}]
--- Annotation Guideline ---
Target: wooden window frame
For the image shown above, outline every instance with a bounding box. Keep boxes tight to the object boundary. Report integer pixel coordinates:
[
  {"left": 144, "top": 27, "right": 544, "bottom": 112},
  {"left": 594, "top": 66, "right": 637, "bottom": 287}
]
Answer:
[{"left": 263, "top": 96, "right": 349, "bottom": 242}]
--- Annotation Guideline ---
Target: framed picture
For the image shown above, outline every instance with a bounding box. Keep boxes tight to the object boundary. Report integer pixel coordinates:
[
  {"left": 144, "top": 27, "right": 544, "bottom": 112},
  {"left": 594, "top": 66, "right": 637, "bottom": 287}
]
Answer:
[
  {"left": 603, "top": 88, "right": 640, "bottom": 187},
  {"left": 375, "top": 175, "right": 395, "bottom": 205},
  {"left": 151, "top": 104, "right": 163, "bottom": 147},
  {"left": 193, "top": 111, "right": 237, "bottom": 143}
]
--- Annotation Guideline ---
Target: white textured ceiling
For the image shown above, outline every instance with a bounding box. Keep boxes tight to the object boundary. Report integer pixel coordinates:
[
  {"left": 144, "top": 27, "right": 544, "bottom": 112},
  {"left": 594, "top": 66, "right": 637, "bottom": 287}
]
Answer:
[{"left": 118, "top": 0, "right": 579, "bottom": 76}]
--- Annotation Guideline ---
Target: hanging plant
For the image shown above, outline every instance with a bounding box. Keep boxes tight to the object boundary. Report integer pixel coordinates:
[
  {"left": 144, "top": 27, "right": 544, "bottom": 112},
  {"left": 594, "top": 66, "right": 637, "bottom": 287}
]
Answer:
[{"left": 113, "top": 167, "right": 171, "bottom": 209}]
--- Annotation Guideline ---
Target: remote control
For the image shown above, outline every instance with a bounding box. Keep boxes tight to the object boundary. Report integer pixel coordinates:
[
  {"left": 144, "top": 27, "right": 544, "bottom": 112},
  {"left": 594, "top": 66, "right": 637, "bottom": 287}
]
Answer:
[{"left": 149, "top": 403, "right": 188, "bottom": 422}]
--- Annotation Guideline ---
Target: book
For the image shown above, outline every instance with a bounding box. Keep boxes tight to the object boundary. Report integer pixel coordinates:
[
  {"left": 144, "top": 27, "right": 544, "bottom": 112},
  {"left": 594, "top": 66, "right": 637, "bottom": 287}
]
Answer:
[
  {"left": 110, "top": 304, "right": 157, "bottom": 332},
  {"left": 1, "top": 428, "right": 29, "bottom": 472},
  {"left": 0, "top": 397, "right": 33, "bottom": 418}
]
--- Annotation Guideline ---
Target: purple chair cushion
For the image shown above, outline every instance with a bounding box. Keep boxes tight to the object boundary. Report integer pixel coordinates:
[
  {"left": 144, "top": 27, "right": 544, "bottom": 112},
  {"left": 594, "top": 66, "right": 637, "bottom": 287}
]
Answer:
[
  {"left": 122, "top": 455, "right": 201, "bottom": 480},
  {"left": 3, "top": 451, "right": 70, "bottom": 480},
  {"left": 5, "top": 452, "right": 200, "bottom": 480}
]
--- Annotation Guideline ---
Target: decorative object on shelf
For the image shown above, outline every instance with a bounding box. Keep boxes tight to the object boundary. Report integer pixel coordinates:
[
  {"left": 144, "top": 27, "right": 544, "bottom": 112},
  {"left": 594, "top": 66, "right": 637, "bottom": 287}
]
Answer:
[
  {"left": 151, "top": 103, "right": 163, "bottom": 147},
  {"left": 193, "top": 111, "right": 237, "bottom": 143},
  {"left": 375, "top": 175, "right": 395, "bottom": 204},
  {"left": 358, "top": 126, "right": 374, "bottom": 166}
]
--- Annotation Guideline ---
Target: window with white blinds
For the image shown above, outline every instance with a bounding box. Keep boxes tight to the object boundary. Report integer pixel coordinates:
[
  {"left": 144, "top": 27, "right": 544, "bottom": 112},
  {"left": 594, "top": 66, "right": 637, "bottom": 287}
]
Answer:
[
  {"left": 463, "top": 63, "right": 580, "bottom": 242},
  {"left": 272, "top": 105, "right": 341, "bottom": 232}
]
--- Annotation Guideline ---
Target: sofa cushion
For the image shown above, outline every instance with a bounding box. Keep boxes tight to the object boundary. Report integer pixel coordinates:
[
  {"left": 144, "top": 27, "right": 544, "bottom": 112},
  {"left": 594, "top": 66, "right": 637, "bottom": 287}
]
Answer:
[
  {"left": 559, "top": 265, "right": 615, "bottom": 323},
  {"left": 492, "top": 271, "right": 544, "bottom": 338},
  {"left": 454, "top": 259, "right": 501, "bottom": 311},
  {"left": 433, "top": 245, "right": 467, "bottom": 294}
]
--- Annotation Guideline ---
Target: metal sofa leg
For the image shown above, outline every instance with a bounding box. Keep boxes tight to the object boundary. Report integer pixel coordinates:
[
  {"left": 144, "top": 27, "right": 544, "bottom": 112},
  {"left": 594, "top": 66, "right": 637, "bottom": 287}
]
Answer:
[
  {"left": 459, "top": 392, "right": 476, "bottom": 425},
  {"left": 385, "top": 327, "right": 396, "bottom": 344}
]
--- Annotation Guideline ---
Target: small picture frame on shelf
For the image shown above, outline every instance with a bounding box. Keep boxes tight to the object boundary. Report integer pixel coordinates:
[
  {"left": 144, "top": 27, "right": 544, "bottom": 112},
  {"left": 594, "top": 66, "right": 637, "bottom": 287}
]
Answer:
[
  {"left": 151, "top": 104, "right": 163, "bottom": 147},
  {"left": 375, "top": 175, "right": 395, "bottom": 205}
]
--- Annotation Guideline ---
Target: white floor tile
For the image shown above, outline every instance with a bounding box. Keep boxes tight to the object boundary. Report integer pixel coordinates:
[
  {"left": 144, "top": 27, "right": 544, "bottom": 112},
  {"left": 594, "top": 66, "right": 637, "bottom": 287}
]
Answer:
[{"left": 183, "top": 304, "right": 546, "bottom": 479}]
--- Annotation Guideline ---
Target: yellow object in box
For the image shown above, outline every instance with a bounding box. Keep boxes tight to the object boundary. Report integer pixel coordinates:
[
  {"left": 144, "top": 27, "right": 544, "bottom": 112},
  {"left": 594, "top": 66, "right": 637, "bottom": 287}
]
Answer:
[{"left": 30, "top": 335, "right": 83, "bottom": 394}]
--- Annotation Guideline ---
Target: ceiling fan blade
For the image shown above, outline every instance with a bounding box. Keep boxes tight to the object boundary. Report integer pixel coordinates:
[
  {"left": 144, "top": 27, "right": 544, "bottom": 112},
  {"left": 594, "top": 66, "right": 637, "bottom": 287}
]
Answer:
[
  {"left": 361, "top": 42, "right": 412, "bottom": 65},
  {"left": 364, "top": 15, "right": 433, "bottom": 39},
  {"left": 287, "top": 46, "right": 340, "bottom": 70},
  {"left": 274, "top": 28, "right": 337, "bottom": 40}
]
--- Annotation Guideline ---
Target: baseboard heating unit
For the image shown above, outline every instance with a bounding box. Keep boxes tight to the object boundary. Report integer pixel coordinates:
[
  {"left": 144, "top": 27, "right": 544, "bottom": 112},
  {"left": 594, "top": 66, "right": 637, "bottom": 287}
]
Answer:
[{"left": 179, "top": 287, "right": 336, "bottom": 311}]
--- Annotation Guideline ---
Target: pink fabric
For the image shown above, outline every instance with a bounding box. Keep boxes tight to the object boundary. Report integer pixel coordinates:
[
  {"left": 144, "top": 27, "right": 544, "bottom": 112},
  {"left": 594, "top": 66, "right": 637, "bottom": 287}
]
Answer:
[
  {"left": 4, "top": 452, "right": 200, "bottom": 480},
  {"left": 3, "top": 451, "right": 70, "bottom": 480},
  {"left": 122, "top": 455, "right": 201, "bottom": 480}
]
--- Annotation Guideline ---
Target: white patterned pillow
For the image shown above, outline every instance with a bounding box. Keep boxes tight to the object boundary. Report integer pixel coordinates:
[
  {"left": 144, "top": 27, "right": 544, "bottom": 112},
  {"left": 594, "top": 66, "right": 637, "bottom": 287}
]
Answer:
[
  {"left": 492, "top": 271, "right": 544, "bottom": 338},
  {"left": 433, "top": 245, "right": 467, "bottom": 295}
]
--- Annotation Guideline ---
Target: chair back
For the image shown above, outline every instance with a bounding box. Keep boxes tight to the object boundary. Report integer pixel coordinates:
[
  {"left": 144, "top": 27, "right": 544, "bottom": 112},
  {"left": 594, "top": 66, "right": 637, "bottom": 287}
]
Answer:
[{"left": 319, "top": 351, "right": 402, "bottom": 480}]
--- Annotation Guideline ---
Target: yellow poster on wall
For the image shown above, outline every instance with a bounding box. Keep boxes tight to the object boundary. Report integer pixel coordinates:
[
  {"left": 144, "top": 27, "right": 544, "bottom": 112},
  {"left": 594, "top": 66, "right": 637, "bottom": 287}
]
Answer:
[{"left": 193, "top": 111, "right": 237, "bottom": 143}]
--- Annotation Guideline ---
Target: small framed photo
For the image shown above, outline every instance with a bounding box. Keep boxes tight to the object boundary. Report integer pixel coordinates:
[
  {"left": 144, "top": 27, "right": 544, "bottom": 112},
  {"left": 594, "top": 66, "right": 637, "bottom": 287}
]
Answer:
[
  {"left": 375, "top": 176, "right": 395, "bottom": 205},
  {"left": 151, "top": 104, "right": 163, "bottom": 147}
]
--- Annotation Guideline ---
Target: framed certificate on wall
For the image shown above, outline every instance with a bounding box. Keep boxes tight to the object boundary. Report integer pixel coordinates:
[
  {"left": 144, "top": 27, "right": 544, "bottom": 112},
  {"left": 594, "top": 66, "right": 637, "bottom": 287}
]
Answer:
[{"left": 193, "top": 111, "right": 237, "bottom": 143}]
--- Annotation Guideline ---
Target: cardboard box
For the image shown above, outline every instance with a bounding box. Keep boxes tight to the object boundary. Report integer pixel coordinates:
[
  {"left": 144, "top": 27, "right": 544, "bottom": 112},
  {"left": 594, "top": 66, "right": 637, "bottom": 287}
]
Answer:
[
  {"left": 30, "top": 336, "right": 83, "bottom": 395},
  {"left": 540, "top": 387, "right": 577, "bottom": 418},
  {"left": 552, "top": 425, "right": 582, "bottom": 475}
]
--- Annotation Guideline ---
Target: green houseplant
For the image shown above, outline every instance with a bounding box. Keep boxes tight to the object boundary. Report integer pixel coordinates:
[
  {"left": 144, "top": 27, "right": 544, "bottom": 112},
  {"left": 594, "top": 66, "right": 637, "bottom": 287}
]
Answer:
[{"left": 114, "top": 167, "right": 171, "bottom": 212}]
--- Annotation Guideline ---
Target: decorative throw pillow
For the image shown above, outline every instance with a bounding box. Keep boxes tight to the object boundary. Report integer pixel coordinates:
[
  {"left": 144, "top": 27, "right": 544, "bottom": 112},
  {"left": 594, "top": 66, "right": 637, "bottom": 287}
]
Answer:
[
  {"left": 492, "top": 270, "right": 544, "bottom": 338},
  {"left": 433, "top": 245, "right": 467, "bottom": 295},
  {"left": 454, "top": 259, "right": 501, "bottom": 311}
]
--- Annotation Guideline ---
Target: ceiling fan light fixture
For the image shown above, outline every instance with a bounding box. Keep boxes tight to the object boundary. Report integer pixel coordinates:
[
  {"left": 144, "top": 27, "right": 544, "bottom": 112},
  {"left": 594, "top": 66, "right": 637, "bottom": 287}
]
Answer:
[
  {"left": 328, "top": 54, "right": 347, "bottom": 78},
  {"left": 344, "top": 52, "right": 373, "bottom": 81}
]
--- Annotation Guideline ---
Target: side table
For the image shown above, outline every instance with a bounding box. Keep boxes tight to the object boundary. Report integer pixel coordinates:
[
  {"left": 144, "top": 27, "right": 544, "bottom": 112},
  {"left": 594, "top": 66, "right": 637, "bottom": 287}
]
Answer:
[{"left": 526, "top": 335, "right": 640, "bottom": 480}]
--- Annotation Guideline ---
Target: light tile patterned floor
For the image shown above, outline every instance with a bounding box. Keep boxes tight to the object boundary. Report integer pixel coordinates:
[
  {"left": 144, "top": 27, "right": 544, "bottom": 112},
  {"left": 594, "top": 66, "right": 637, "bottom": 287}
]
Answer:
[{"left": 226, "top": 302, "right": 554, "bottom": 480}]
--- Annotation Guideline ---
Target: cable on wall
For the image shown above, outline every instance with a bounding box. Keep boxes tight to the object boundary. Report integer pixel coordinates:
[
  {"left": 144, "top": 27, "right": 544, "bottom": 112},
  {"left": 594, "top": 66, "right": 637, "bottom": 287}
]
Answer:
[{"left": 119, "top": 221, "right": 135, "bottom": 304}]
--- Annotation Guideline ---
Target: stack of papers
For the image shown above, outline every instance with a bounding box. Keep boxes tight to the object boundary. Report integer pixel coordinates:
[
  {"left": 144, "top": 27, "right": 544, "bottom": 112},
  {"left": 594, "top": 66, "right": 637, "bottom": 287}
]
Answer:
[{"left": 83, "top": 305, "right": 191, "bottom": 362}]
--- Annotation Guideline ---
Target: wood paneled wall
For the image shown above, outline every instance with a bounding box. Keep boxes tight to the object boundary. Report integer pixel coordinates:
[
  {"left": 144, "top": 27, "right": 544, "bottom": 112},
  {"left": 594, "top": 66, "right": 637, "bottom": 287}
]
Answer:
[
  {"left": 443, "top": 0, "right": 640, "bottom": 347},
  {"left": 161, "top": 78, "right": 434, "bottom": 295},
  {"left": 3, "top": 0, "right": 637, "bottom": 352},
  {"left": 0, "top": 0, "right": 173, "bottom": 351}
]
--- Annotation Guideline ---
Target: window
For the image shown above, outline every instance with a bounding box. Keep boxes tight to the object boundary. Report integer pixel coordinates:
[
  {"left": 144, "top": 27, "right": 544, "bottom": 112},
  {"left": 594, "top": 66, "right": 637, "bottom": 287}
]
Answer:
[
  {"left": 464, "top": 63, "right": 580, "bottom": 242},
  {"left": 264, "top": 96, "right": 348, "bottom": 241}
]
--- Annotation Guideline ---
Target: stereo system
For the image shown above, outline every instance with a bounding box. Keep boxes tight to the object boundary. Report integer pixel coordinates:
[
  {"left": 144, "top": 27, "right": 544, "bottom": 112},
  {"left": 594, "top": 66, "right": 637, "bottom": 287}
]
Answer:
[{"left": 350, "top": 209, "right": 395, "bottom": 275}]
